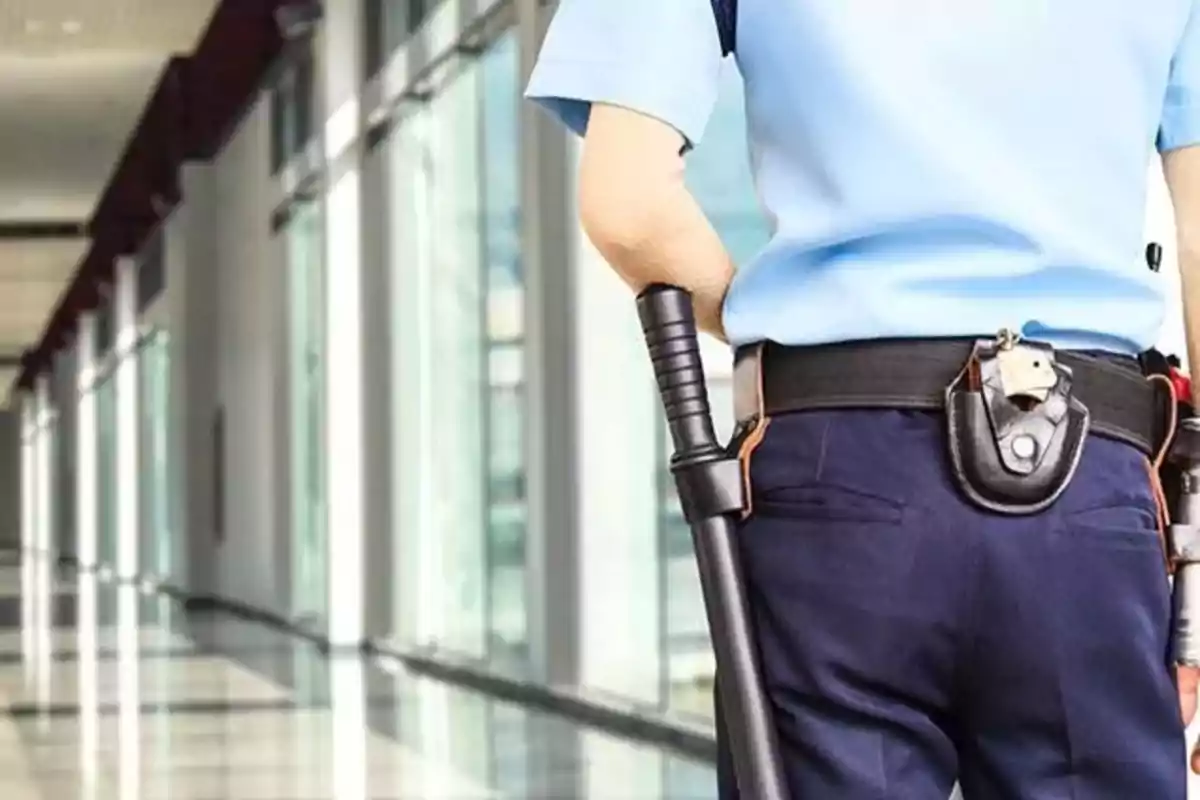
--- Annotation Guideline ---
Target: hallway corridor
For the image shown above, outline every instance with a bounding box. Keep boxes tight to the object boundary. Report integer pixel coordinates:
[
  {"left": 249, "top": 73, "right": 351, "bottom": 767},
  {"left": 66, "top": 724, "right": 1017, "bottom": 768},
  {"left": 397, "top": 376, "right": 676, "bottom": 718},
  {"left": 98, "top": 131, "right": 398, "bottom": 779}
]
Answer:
[{"left": 0, "top": 553, "right": 717, "bottom": 799}]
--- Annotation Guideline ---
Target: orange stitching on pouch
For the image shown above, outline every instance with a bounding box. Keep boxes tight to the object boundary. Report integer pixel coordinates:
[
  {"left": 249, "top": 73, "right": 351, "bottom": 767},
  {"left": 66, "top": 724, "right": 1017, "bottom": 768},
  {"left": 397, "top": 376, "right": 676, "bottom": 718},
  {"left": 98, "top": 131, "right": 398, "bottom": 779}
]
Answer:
[
  {"left": 735, "top": 341, "right": 770, "bottom": 521},
  {"left": 738, "top": 417, "right": 770, "bottom": 520},
  {"left": 965, "top": 353, "right": 981, "bottom": 392},
  {"left": 1145, "top": 456, "right": 1171, "bottom": 571},
  {"left": 1145, "top": 373, "right": 1179, "bottom": 572},
  {"left": 755, "top": 342, "right": 766, "bottom": 421}
]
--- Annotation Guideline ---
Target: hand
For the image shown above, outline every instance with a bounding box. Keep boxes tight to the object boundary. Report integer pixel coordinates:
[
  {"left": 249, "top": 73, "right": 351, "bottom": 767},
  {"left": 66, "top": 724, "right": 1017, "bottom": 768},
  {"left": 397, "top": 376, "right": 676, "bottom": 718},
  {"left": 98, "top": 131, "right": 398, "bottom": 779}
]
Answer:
[
  {"left": 1180, "top": 665, "right": 1200, "bottom": 772},
  {"left": 693, "top": 281, "right": 731, "bottom": 344}
]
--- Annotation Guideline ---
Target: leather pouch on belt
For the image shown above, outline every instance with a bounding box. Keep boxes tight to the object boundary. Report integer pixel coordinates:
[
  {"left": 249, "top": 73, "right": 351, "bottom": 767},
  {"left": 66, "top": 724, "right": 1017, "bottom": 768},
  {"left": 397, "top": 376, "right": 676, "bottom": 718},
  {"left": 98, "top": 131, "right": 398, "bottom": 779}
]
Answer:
[
  {"left": 944, "top": 333, "right": 1090, "bottom": 515},
  {"left": 731, "top": 343, "right": 769, "bottom": 519}
]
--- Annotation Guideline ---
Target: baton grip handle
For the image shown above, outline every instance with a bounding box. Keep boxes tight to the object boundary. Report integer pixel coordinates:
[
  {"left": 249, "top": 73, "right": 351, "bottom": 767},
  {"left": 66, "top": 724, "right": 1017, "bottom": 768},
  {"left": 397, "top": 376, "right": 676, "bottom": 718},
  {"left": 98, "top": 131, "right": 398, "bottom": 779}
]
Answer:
[
  {"left": 637, "top": 284, "right": 791, "bottom": 800},
  {"left": 637, "top": 285, "right": 723, "bottom": 463}
]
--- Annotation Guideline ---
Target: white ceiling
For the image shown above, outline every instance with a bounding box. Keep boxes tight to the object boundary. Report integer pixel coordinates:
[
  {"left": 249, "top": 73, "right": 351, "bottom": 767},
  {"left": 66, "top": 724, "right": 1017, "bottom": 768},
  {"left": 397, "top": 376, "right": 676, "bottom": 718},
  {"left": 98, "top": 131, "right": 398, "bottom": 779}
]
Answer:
[{"left": 0, "top": 0, "right": 220, "bottom": 405}]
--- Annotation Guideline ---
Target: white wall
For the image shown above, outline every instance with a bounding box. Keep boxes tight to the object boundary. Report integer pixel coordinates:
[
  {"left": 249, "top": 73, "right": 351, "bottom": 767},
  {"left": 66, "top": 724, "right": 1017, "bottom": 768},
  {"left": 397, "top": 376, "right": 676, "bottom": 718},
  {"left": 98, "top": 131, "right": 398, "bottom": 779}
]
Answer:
[
  {"left": 170, "top": 163, "right": 217, "bottom": 596},
  {"left": 166, "top": 91, "right": 286, "bottom": 616},
  {"left": 209, "top": 96, "right": 288, "bottom": 615}
]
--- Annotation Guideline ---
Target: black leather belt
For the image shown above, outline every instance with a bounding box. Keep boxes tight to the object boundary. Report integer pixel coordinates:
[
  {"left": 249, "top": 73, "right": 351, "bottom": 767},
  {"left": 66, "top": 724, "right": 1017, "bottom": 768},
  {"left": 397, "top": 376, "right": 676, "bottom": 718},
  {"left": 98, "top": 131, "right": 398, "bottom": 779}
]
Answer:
[{"left": 733, "top": 339, "right": 1161, "bottom": 456}]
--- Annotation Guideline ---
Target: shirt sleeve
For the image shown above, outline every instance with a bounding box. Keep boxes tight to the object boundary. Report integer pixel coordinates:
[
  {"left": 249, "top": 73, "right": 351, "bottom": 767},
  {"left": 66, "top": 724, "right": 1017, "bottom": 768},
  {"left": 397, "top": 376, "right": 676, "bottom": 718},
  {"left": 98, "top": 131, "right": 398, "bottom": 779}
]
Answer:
[
  {"left": 524, "top": 0, "right": 725, "bottom": 148},
  {"left": 1160, "top": 1, "right": 1200, "bottom": 152}
]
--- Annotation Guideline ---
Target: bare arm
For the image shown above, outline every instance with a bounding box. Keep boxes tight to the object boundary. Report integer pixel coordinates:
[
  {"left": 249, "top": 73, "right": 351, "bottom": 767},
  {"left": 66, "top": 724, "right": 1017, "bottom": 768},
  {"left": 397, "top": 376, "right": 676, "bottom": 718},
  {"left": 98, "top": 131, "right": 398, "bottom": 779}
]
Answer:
[
  {"left": 1165, "top": 146, "right": 1200, "bottom": 405},
  {"left": 578, "top": 104, "right": 735, "bottom": 341}
]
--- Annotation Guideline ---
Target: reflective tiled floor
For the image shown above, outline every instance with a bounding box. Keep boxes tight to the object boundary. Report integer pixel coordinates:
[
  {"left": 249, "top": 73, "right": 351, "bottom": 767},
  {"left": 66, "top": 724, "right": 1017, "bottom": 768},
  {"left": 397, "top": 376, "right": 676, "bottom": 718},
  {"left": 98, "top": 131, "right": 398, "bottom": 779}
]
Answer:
[
  {"left": 0, "top": 553, "right": 717, "bottom": 799},
  {"left": 17, "top": 551, "right": 1199, "bottom": 800}
]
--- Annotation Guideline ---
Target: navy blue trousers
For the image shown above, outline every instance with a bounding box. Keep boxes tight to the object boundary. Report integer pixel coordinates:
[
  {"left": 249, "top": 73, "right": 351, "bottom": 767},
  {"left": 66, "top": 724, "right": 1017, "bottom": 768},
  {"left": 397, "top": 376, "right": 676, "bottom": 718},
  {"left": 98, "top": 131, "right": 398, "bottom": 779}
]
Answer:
[{"left": 716, "top": 409, "right": 1186, "bottom": 799}]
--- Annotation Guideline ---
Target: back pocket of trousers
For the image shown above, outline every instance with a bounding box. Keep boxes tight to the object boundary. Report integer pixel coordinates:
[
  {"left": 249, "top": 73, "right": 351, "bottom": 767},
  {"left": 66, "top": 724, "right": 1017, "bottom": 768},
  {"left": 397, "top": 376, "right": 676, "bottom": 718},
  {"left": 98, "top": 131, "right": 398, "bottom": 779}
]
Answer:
[
  {"left": 754, "top": 483, "right": 905, "bottom": 524},
  {"left": 1057, "top": 504, "right": 1163, "bottom": 551}
]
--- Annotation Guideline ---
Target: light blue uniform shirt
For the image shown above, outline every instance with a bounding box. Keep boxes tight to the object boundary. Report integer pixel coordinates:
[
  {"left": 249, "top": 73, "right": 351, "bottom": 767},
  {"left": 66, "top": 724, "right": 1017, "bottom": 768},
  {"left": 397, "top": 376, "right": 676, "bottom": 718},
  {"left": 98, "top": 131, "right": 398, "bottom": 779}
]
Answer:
[{"left": 526, "top": 0, "right": 1200, "bottom": 355}]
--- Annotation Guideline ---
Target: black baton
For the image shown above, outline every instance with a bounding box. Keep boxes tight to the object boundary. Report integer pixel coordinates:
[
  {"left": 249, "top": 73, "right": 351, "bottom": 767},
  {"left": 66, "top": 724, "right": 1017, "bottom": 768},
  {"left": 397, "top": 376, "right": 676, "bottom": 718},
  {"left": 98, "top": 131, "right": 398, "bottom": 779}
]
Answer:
[{"left": 637, "top": 284, "right": 788, "bottom": 800}]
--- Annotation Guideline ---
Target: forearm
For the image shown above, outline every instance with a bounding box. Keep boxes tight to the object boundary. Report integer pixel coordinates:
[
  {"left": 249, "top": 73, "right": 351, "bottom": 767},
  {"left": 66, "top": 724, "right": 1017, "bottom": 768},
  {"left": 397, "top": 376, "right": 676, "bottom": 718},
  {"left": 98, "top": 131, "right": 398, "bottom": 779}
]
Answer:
[
  {"left": 582, "top": 181, "right": 733, "bottom": 339},
  {"left": 578, "top": 105, "right": 735, "bottom": 341}
]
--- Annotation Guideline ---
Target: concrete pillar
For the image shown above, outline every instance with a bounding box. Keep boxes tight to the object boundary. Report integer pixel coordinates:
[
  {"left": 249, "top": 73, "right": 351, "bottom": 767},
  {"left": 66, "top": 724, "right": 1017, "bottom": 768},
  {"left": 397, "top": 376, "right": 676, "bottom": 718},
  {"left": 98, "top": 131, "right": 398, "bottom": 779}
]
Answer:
[
  {"left": 516, "top": 0, "right": 584, "bottom": 690},
  {"left": 33, "top": 375, "right": 51, "bottom": 558},
  {"left": 76, "top": 566, "right": 99, "bottom": 797},
  {"left": 19, "top": 390, "right": 36, "bottom": 674},
  {"left": 358, "top": 134, "right": 391, "bottom": 641},
  {"left": 19, "top": 392, "right": 34, "bottom": 559},
  {"left": 116, "top": 583, "right": 142, "bottom": 797},
  {"left": 31, "top": 376, "right": 54, "bottom": 716},
  {"left": 318, "top": 0, "right": 366, "bottom": 648}
]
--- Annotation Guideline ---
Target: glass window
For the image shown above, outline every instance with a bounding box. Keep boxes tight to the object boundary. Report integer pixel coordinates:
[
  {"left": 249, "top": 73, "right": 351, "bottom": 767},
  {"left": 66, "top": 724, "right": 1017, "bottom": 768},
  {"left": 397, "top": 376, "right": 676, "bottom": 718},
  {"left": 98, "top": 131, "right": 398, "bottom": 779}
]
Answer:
[
  {"left": 138, "top": 331, "right": 172, "bottom": 580},
  {"left": 294, "top": 47, "right": 315, "bottom": 149},
  {"left": 286, "top": 199, "right": 327, "bottom": 626},
  {"left": 137, "top": 231, "right": 166, "bottom": 312},
  {"left": 407, "top": 0, "right": 430, "bottom": 30},
  {"left": 387, "top": 30, "right": 524, "bottom": 669},
  {"left": 363, "top": 0, "right": 385, "bottom": 78},
  {"left": 659, "top": 64, "right": 769, "bottom": 721},
  {"left": 364, "top": 0, "right": 444, "bottom": 76},
  {"left": 390, "top": 53, "right": 486, "bottom": 659},
  {"left": 54, "top": 348, "right": 77, "bottom": 560},
  {"left": 96, "top": 372, "right": 118, "bottom": 572},
  {"left": 271, "top": 80, "right": 289, "bottom": 174},
  {"left": 481, "top": 32, "right": 526, "bottom": 668},
  {"left": 269, "top": 42, "right": 318, "bottom": 174},
  {"left": 95, "top": 298, "right": 115, "bottom": 358}
]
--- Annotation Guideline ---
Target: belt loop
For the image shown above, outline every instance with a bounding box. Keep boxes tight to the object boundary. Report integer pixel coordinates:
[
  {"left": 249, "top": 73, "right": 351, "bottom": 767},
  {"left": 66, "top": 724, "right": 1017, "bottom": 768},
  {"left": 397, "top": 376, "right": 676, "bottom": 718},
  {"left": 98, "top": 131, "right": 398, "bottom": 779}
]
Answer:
[{"left": 734, "top": 343, "right": 769, "bottom": 520}]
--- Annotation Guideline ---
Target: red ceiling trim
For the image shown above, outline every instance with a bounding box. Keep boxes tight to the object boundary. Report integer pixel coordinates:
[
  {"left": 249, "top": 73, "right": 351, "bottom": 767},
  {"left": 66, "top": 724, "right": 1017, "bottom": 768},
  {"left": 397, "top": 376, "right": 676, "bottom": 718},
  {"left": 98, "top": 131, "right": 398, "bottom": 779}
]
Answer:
[{"left": 18, "top": 0, "right": 291, "bottom": 390}]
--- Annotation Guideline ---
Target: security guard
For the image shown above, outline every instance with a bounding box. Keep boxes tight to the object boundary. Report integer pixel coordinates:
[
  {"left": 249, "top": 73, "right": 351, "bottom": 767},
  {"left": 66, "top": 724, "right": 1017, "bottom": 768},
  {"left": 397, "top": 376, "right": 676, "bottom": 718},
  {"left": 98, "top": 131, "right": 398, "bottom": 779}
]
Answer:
[{"left": 526, "top": 0, "right": 1200, "bottom": 797}]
